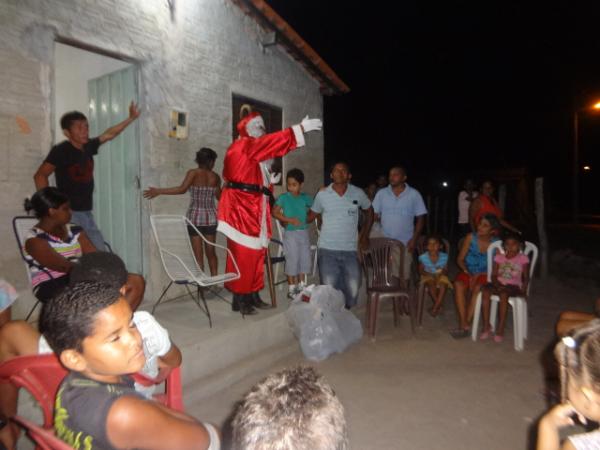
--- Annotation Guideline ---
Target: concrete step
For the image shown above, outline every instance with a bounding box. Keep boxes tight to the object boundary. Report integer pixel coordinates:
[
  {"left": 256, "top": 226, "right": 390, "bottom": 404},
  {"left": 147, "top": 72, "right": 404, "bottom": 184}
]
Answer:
[
  {"left": 184, "top": 340, "right": 300, "bottom": 407},
  {"left": 147, "top": 287, "right": 302, "bottom": 403}
]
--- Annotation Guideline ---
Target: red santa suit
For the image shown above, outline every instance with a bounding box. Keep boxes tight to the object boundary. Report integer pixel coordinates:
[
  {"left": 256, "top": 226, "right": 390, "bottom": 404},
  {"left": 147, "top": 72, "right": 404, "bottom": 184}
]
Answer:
[{"left": 217, "top": 113, "right": 305, "bottom": 294}]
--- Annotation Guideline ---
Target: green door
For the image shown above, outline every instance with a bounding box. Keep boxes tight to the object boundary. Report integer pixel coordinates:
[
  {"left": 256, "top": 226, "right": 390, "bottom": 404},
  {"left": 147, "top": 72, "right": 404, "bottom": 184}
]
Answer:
[{"left": 88, "top": 66, "right": 143, "bottom": 273}]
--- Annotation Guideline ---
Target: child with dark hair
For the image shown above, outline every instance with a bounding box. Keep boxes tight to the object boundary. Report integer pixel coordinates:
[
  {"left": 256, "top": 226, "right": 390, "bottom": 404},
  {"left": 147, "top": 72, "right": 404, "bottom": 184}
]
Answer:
[
  {"left": 451, "top": 213, "right": 501, "bottom": 338},
  {"left": 23, "top": 187, "right": 144, "bottom": 309},
  {"left": 40, "top": 280, "right": 219, "bottom": 450},
  {"left": 418, "top": 235, "right": 452, "bottom": 317},
  {"left": 231, "top": 366, "right": 347, "bottom": 450},
  {"left": 538, "top": 320, "right": 600, "bottom": 449},
  {"left": 33, "top": 103, "right": 140, "bottom": 250},
  {"left": 272, "top": 168, "right": 314, "bottom": 299},
  {"left": 478, "top": 232, "right": 529, "bottom": 343},
  {"left": 144, "top": 147, "right": 222, "bottom": 276},
  {"left": 0, "top": 252, "right": 178, "bottom": 450}
]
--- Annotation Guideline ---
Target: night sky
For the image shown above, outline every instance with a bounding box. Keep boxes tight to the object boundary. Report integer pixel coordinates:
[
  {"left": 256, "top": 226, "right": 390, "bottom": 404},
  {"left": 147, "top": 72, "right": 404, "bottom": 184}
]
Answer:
[{"left": 268, "top": 1, "right": 600, "bottom": 215}]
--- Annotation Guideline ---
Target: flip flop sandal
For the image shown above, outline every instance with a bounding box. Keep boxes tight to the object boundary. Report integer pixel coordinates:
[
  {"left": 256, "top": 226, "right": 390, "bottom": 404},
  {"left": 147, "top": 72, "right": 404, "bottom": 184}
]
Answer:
[
  {"left": 479, "top": 330, "right": 492, "bottom": 340},
  {"left": 450, "top": 328, "right": 470, "bottom": 339}
]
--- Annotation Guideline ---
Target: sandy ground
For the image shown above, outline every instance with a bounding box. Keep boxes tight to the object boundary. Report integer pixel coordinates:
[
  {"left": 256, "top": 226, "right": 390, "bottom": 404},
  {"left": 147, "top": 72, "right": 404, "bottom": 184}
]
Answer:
[{"left": 188, "top": 273, "right": 599, "bottom": 450}]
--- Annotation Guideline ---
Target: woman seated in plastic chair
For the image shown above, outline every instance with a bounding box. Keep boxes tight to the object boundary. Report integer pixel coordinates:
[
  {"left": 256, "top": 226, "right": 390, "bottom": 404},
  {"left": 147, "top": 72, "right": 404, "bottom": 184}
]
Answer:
[
  {"left": 22, "top": 187, "right": 144, "bottom": 310},
  {"left": 450, "top": 213, "right": 501, "bottom": 339}
]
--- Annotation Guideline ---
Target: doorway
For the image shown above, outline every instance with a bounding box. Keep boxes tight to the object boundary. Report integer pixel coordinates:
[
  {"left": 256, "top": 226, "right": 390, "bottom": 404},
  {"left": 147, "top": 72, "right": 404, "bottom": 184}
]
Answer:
[{"left": 53, "top": 43, "right": 143, "bottom": 273}]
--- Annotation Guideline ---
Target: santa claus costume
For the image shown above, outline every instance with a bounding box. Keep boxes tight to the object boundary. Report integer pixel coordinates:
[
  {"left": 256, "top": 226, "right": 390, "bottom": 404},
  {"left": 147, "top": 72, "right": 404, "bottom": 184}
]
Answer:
[{"left": 217, "top": 110, "right": 322, "bottom": 314}]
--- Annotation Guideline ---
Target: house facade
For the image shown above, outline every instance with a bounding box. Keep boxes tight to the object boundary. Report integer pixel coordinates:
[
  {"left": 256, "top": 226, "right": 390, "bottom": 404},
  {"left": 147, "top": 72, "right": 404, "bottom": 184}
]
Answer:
[{"left": 0, "top": 0, "right": 347, "bottom": 315}]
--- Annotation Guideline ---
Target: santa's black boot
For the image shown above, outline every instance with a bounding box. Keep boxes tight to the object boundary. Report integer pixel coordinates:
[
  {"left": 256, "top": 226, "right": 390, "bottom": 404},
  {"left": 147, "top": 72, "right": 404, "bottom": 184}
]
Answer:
[
  {"left": 232, "top": 294, "right": 242, "bottom": 312},
  {"left": 240, "top": 294, "right": 258, "bottom": 315},
  {"left": 251, "top": 291, "right": 271, "bottom": 309}
]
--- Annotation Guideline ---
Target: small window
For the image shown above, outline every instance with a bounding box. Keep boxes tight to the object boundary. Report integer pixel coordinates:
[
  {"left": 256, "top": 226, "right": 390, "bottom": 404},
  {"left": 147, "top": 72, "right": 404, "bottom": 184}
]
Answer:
[{"left": 232, "top": 94, "right": 283, "bottom": 185}]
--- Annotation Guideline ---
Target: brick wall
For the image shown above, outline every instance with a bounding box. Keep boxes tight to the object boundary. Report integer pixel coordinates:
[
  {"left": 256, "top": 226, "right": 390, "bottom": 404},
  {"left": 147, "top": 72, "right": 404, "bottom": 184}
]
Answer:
[{"left": 0, "top": 0, "right": 324, "bottom": 315}]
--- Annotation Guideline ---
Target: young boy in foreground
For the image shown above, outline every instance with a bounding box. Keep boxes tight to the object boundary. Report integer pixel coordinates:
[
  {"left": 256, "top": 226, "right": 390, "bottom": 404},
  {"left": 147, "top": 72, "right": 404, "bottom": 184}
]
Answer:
[{"left": 40, "top": 281, "right": 219, "bottom": 450}]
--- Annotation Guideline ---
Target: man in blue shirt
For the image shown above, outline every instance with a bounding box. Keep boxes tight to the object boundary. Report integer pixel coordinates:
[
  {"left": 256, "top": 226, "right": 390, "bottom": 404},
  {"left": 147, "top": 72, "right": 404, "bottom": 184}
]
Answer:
[
  {"left": 308, "top": 162, "right": 373, "bottom": 309},
  {"left": 372, "top": 166, "right": 427, "bottom": 281}
]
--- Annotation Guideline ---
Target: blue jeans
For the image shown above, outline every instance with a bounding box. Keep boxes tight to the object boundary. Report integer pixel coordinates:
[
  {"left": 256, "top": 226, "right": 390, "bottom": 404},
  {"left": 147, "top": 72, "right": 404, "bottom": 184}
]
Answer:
[
  {"left": 71, "top": 210, "right": 106, "bottom": 251},
  {"left": 318, "top": 248, "right": 362, "bottom": 308}
]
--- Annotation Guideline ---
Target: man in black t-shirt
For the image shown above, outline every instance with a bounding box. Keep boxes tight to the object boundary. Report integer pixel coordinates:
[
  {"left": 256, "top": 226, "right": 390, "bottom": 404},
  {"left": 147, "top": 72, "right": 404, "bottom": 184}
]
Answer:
[{"left": 33, "top": 102, "right": 140, "bottom": 250}]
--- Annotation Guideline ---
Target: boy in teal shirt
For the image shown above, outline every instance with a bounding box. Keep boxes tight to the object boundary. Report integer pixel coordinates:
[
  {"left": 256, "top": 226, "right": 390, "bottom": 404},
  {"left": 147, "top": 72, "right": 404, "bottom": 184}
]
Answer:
[{"left": 273, "top": 169, "right": 313, "bottom": 299}]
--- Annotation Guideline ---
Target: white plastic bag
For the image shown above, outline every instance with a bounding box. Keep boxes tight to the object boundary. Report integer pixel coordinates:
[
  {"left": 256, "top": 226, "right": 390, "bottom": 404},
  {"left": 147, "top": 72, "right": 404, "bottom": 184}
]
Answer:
[{"left": 286, "top": 285, "right": 363, "bottom": 361}]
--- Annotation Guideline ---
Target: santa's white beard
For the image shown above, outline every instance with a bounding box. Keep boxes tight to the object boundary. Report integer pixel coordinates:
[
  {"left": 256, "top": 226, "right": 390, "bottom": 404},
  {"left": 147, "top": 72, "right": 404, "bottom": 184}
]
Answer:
[{"left": 246, "top": 117, "right": 266, "bottom": 138}]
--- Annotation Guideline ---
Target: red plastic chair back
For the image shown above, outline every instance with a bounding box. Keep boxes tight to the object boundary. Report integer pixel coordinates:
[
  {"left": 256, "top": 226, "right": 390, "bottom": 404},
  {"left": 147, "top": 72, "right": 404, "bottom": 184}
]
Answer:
[
  {"left": 11, "top": 415, "right": 74, "bottom": 450},
  {"left": 132, "top": 366, "right": 184, "bottom": 411},
  {"left": 0, "top": 353, "right": 185, "bottom": 444},
  {"left": 0, "top": 354, "right": 67, "bottom": 428}
]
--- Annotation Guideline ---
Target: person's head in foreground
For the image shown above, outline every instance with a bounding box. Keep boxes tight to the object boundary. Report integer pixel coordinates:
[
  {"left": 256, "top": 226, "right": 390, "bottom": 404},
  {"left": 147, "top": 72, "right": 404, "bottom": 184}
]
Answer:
[
  {"left": 40, "top": 280, "right": 145, "bottom": 382},
  {"left": 538, "top": 320, "right": 600, "bottom": 450},
  {"left": 557, "top": 320, "right": 600, "bottom": 422},
  {"left": 231, "top": 366, "right": 348, "bottom": 450}
]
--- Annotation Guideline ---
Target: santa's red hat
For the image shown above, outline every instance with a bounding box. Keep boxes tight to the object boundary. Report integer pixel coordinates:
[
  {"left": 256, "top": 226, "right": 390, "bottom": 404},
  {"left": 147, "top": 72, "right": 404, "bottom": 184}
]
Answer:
[{"left": 237, "top": 111, "right": 262, "bottom": 138}]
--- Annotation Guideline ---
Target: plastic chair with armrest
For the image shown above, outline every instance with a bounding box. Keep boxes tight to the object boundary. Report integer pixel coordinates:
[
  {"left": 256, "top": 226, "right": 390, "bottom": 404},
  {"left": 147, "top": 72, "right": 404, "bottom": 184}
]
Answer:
[
  {"left": 11, "top": 415, "right": 74, "bottom": 450},
  {"left": 360, "top": 238, "right": 415, "bottom": 338},
  {"left": 0, "top": 353, "right": 184, "bottom": 430},
  {"left": 150, "top": 215, "right": 241, "bottom": 327}
]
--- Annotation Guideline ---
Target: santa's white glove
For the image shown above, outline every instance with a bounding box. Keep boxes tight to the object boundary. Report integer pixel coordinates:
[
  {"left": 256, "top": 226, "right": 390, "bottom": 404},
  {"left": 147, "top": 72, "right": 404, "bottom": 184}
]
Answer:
[
  {"left": 133, "top": 311, "right": 172, "bottom": 358},
  {"left": 300, "top": 116, "right": 322, "bottom": 133},
  {"left": 270, "top": 172, "right": 282, "bottom": 184}
]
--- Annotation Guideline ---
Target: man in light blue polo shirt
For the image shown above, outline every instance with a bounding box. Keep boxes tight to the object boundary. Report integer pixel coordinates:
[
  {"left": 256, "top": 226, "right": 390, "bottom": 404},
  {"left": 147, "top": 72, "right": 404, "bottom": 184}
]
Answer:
[
  {"left": 308, "top": 162, "right": 373, "bottom": 309},
  {"left": 372, "top": 166, "right": 427, "bottom": 280}
]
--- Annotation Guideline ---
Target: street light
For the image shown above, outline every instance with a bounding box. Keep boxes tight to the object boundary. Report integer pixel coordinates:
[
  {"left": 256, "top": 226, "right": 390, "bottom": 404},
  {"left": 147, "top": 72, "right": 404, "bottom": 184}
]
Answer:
[{"left": 573, "top": 100, "right": 600, "bottom": 223}]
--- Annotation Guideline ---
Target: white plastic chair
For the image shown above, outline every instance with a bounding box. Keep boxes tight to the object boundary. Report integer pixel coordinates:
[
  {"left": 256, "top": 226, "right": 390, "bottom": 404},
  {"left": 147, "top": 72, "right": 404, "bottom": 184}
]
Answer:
[
  {"left": 273, "top": 220, "right": 319, "bottom": 286},
  {"left": 149, "top": 215, "right": 240, "bottom": 327},
  {"left": 471, "top": 240, "right": 538, "bottom": 351}
]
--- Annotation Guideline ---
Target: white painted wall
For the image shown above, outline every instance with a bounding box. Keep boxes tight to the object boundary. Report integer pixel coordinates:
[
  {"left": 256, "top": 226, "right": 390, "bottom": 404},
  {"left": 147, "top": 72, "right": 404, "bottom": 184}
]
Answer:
[
  {"left": 54, "top": 43, "right": 130, "bottom": 143},
  {"left": 0, "top": 0, "right": 324, "bottom": 317}
]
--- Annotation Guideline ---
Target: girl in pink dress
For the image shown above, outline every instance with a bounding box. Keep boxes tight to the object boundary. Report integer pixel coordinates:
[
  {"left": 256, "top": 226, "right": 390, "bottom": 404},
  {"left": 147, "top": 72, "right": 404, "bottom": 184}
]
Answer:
[{"left": 479, "top": 233, "right": 530, "bottom": 343}]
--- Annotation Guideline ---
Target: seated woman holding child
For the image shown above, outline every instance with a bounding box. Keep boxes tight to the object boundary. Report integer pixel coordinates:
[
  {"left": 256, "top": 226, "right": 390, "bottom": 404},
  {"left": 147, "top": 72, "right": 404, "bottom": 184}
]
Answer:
[
  {"left": 23, "top": 187, "right": 144, "bottom": 309},
  {"left": 451, "top": 213, "right": 501, "bottom": 338}
]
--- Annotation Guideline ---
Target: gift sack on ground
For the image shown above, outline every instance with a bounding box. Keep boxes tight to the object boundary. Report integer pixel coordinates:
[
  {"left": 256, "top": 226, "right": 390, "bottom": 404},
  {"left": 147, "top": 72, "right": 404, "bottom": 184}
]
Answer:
[{"left": 286, "top": 285, "right": 363, "bottom": 361}]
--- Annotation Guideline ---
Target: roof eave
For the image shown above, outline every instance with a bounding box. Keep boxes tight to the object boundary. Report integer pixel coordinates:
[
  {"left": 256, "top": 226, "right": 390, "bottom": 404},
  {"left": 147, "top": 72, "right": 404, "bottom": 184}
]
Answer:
[{"left": 230, "top": 0, "right": 350, "bottom": 96}]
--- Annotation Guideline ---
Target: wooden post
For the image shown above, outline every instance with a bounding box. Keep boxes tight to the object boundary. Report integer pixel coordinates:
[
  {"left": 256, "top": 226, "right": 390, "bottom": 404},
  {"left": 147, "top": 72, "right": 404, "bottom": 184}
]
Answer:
[
  {"left": 434, "top": 196, "right": 440, "bottom": 233},
  {"left": 426, "top": 195, "right": 432, "bottom": 234},
  {"left": 442, "top": 198, "right": 449, "bottom": 237},
  {"left": 265, "top": 248, "right": 277, "bottom": 307},
  {"left": 498, "top": 184, "right": 507, "bottom": 212},
  {"left": 535, "top": 177, "right": 549, "bottom": 279}
]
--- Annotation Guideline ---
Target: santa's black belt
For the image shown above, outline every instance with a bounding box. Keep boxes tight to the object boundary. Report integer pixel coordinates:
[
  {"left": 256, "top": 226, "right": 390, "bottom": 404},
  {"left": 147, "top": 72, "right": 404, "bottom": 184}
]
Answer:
[{"left": 226, "top": 181, "right": 271, "bottom": 196}]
